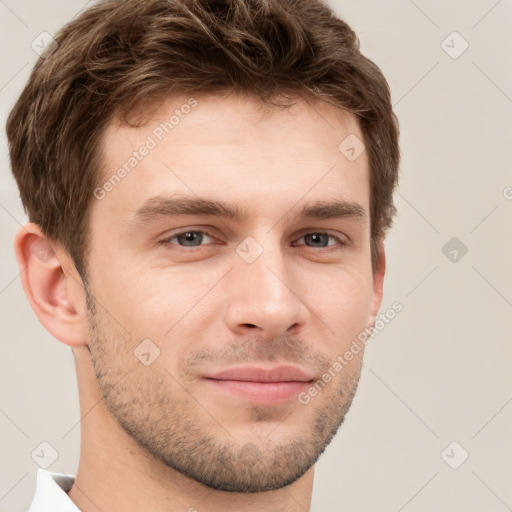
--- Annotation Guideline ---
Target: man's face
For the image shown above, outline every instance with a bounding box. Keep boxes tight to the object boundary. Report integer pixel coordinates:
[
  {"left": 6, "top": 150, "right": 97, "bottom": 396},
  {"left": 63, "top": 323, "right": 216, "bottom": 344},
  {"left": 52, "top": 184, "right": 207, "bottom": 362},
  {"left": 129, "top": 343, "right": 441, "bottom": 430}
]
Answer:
[{"left": 84, "top": 93, "right": 382, "bottom": 492}]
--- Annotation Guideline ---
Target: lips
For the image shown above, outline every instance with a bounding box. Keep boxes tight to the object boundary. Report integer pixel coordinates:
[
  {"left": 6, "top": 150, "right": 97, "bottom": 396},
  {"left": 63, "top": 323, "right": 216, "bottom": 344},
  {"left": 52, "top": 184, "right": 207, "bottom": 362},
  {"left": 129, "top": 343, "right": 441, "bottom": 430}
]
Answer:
[
  {"left": 203, "top": 365, "right": 315, "bottom": 404},
  {"left": 205, "top": 365, "right": 314, "bottom": 383}
]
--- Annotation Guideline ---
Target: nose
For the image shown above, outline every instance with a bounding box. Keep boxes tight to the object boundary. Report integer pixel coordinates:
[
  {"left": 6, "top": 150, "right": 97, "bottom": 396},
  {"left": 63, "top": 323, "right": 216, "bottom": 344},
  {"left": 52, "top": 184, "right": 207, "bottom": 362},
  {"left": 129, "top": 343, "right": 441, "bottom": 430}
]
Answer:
[{"left": 223, "top": 239, "right": 310, "bottom": 340}]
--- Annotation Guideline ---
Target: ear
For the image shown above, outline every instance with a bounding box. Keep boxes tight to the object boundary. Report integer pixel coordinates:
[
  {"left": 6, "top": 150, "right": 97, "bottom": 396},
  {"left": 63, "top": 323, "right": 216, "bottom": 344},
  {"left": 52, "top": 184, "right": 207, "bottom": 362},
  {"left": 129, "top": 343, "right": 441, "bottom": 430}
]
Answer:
[
  {"left": 14, "top": 223, "right": 88, "bottom": 347},
  {"left": 368, "top": 242, "right": 386, "bottom": 326}
]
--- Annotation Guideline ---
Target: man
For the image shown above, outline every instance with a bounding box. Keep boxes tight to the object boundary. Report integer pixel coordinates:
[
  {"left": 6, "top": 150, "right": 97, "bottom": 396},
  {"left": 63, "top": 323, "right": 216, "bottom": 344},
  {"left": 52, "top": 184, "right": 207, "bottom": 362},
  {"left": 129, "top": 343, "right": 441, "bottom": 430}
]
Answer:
[{"left": 7, "top": 0, "right": 399, "bottom": 510}]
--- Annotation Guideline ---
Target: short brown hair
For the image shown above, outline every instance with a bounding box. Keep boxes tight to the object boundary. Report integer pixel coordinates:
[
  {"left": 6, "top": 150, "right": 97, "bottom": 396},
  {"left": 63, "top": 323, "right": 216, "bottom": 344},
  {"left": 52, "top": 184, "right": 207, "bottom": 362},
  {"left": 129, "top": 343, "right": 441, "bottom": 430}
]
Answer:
[{"left": 7, "top": 0, "right": 399, "bottom": 280}]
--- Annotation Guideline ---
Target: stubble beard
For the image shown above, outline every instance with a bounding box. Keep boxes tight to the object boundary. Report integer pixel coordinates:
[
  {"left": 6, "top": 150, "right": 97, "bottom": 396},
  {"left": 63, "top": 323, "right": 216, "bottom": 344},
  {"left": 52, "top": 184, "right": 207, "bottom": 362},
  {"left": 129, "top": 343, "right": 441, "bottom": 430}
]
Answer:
[{"left": 84, "top": 286, "right": 362, "bottom": 493}]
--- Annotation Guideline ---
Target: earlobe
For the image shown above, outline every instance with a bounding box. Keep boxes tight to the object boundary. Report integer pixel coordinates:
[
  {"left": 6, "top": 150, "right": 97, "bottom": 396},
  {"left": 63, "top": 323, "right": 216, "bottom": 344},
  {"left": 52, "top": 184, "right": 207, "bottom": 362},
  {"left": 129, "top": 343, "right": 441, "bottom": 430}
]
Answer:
[
  {"left": 369, "top": 243, "right": 386, "bottom": 326},
  {"left": 14, "top": 223, "right": 88, "bottom": 347}
]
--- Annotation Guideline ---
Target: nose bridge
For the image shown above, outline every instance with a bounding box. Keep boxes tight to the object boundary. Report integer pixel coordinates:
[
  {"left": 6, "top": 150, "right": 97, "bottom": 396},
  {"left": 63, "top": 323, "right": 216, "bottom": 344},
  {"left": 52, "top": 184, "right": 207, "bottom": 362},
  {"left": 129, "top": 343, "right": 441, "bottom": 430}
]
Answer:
[
  {"left": 245, "top": 237, "right": 289, "bottom": 303},
  {"left": 224, "top": 232, "right": 308, "bottom": 336}
]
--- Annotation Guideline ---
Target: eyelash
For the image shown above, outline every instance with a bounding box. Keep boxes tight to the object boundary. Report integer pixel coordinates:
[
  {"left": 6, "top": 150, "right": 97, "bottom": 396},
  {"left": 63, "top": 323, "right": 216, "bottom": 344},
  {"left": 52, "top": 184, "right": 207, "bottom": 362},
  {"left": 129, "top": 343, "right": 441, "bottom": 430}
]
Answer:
[{"left": 159, "top": 230, "right": 348, "bottom": 252}]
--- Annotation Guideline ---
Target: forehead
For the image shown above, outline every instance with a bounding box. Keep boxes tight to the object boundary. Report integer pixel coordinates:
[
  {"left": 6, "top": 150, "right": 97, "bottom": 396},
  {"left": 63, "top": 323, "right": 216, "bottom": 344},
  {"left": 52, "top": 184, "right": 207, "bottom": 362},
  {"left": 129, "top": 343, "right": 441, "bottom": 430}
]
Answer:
[{"left": 93, "top": 93, "right": 370, "bottom": 229}]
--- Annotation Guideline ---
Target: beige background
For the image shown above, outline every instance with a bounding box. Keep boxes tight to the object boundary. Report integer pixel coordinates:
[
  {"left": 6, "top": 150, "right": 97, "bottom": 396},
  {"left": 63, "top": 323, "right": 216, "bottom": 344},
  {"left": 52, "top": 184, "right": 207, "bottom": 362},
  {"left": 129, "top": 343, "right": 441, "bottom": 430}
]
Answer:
[{"left": 1, "top": 1, "right": 511, "bottom": 511}]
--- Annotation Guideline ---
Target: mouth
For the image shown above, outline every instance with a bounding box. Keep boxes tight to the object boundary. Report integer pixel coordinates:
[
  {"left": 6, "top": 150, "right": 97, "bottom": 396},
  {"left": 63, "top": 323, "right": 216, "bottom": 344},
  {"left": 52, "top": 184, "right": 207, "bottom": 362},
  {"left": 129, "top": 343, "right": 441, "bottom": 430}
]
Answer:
[{"left": 202, "top": 365, "right": 315, "bottom": 404}]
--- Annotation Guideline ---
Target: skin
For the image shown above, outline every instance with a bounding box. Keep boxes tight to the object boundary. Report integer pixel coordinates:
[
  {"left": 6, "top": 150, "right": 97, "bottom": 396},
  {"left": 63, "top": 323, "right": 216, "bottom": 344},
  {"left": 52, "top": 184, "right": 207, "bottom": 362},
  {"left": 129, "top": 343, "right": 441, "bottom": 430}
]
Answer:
[{"left": 15, "top": 92, "right": 385, "bottom": 512}]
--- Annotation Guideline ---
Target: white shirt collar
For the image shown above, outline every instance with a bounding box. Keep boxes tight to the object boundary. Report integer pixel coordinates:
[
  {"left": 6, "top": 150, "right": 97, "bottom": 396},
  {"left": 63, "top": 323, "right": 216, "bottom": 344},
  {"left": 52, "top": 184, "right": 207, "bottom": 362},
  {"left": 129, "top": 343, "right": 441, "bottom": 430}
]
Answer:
[{"left": 27, "top": 469, "right": 80, "bottom": 512}]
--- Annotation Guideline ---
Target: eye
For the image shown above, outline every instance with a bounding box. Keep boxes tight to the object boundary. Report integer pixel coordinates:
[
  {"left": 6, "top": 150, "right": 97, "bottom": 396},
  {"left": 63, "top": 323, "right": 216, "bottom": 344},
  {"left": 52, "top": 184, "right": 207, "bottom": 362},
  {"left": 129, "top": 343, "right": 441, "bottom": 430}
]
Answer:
[
  {"left": 160, "top": 230, "right": 215, "bottom": 248},
  {"left": 293, "top": 232, "right": 347, "bottom": 251},
  {"left": 159, "top": 230, "right": 347, "bottom": 252}
]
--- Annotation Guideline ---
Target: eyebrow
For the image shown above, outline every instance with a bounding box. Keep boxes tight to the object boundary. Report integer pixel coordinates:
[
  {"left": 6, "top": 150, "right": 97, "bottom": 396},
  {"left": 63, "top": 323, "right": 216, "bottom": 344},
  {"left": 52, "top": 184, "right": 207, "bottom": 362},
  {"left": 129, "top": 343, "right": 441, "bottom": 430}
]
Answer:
[{"left": 131, "top": 194, "right": 367, "bottom": 225}]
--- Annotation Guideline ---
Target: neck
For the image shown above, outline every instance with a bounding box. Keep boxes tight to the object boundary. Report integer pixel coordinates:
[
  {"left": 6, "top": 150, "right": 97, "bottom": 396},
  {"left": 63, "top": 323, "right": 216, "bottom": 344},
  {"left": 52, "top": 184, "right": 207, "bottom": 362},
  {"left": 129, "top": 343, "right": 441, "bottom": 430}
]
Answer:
[{"left": 66, "top": 346, "right": 314, "bottom": 512}]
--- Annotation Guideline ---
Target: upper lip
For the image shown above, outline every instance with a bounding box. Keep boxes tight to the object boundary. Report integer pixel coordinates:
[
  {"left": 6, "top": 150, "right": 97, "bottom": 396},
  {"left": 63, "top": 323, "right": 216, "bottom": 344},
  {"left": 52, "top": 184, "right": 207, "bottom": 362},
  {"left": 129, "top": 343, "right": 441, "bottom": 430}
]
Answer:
[{"left": 204, "top": 365, "right": 315, "bottom": 383}]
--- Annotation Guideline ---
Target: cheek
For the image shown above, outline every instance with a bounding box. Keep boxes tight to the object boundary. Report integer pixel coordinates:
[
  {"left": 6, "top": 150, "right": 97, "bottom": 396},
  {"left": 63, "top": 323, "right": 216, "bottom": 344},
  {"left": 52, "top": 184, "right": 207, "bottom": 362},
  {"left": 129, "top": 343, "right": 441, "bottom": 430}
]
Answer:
[
  {"left": 89, "top": 242, "right": 374, "bottom": 346},
  {"left": 312, "top": 268, "right": 374, "bottom": 342},
  {"left": 92, "top": 262, "right": 227, "bottom": 337}
]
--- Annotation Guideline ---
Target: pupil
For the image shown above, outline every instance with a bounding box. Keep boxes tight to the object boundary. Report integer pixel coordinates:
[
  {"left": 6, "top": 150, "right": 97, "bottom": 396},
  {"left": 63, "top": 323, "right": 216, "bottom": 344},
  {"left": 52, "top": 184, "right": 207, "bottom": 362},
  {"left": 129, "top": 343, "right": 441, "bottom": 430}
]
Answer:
[
  {"left": 307, "top": 233, "right": 327, "bottom": 247},
  {"left": 180, "top": 232, "right": 201, "bottom": 246}
]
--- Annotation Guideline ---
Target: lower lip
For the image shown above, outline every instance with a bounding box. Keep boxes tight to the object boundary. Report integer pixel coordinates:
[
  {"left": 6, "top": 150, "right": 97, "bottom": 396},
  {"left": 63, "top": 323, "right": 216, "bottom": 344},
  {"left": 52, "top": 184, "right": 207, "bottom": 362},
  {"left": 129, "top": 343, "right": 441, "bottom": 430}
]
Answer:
[{"left": 204, "top": 379, "right": 312, "bottom": 404}]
